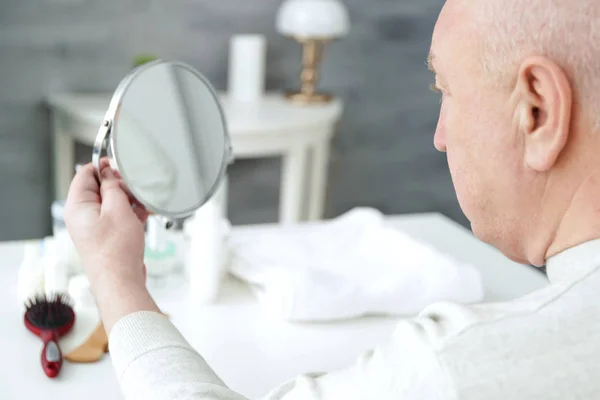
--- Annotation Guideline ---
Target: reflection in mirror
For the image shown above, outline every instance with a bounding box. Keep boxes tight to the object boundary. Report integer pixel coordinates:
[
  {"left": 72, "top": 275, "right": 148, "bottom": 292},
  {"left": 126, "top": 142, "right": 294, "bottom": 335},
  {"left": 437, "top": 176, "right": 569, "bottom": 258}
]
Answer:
[{"left": 108, "top": 61, "right": 229, "bottom": 218}]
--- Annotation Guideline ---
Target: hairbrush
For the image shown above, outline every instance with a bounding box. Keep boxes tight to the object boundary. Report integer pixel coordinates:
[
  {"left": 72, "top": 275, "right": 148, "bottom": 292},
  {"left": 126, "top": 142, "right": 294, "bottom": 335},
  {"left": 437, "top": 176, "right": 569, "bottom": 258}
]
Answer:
[{"left": 24, "top": 293, "right": 76, "bottom": 378}]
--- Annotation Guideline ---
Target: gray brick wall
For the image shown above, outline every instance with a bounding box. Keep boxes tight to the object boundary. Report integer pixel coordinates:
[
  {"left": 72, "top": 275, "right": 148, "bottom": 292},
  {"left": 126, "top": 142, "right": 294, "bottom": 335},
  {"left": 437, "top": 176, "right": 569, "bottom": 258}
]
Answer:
[{"left": 0, "top": 0, "right": 468, "bottom": 241}]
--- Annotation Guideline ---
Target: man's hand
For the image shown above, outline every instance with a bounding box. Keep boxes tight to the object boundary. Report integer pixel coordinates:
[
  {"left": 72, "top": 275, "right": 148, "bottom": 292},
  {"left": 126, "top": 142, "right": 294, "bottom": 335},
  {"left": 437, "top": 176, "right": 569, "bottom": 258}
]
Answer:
[{"left": 64, "top": 160, "right": 159, "bottom": 332}]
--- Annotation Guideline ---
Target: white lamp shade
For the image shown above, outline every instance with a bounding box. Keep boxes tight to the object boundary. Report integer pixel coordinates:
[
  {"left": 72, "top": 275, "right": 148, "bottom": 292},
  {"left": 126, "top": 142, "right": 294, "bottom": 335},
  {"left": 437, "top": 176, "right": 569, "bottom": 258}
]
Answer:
[{"left": 276, "top": 0, "right": 350, "bottom": 38}]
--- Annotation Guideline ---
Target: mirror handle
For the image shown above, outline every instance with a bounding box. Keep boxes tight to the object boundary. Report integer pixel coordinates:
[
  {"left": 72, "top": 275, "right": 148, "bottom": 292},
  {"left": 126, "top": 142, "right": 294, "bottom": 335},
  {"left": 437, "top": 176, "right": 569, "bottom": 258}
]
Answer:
[{"left": 92, "top": 119, "right": 112, "bottom": 183}]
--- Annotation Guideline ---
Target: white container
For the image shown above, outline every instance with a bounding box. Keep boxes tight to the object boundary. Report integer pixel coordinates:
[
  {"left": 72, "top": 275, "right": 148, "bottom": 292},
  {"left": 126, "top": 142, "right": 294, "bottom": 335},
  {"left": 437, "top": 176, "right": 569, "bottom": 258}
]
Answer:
[
  {"left": 51, "top": 200, "right": 67, "bottom": 235},
  {"left": 68, "top": 274, "right": 96, "bottom": 309},
  {"left": 227, "top": 34, "right": 266, "bottom": 102},
  {"left": 144, "top": 215, "right": 178, "bottom": 282},
  {"left": 185, "top": 177, "right": 230, "bottom": 303},
  {"left": 18, "top": 240, "right": 45, "bottom": 304},
  {"left": 43, "top": 237, "right": 69, "bottom": 295},
  {"left": 51, "top": 200, "right": 83, "bottom": 275}
]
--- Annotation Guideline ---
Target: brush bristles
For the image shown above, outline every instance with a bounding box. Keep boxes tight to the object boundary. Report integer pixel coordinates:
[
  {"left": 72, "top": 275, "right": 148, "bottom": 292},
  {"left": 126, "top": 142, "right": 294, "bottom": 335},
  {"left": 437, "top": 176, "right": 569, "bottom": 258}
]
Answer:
[
  {"left": 25, "top": 292, "right": 75, "bottom": 330},
  {"left": 25, "top": 292, "right": 73, "bottom": 309}
]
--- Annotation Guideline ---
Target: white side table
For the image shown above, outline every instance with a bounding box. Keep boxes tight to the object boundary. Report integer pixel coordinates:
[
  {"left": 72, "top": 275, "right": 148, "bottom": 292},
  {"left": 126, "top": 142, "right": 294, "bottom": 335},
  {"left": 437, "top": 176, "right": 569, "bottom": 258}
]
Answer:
[{"left": 45, "top": 92, "right": 343, "bottom": 223}]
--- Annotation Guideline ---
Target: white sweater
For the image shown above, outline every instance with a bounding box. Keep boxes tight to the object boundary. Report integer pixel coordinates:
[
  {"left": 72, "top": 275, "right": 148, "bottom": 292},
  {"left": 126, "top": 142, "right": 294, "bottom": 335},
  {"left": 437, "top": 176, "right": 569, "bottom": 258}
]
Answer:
[{"left": 109, "top": 239, "right": 600, "bottom": 399}]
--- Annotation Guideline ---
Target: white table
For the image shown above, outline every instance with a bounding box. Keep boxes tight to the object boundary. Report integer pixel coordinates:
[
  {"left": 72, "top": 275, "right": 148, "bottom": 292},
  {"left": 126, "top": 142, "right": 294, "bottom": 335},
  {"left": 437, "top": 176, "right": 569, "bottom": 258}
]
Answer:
[
  {"left": 0, "top": 213, "right": 548, "bottom": 399},
  {"left": 45, "top": 92, "right": 343, "bottom": 223}
]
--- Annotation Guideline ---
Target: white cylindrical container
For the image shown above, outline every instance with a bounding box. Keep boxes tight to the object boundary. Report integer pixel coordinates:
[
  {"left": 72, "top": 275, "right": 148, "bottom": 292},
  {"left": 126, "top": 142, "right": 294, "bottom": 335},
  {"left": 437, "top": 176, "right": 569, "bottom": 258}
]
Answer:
[
  {"left": 144, "top": 215, "right": 179, "bottom": 287},
  {"left": 227, "top": 34, "right": 266, "bottom": 102},
  {"left": 214, "top": 173, "right": 228, "bottom": 220},
  {"left": 186, "top": 200, "right": 222, "bottom": 303},
  {"left": 144, "top": 216, "right": 178, "bottom": 285},
  {"left": 185, "top": 177, "right": 230, "bottom": 304},
  {"left": 51, "top": 200, "right": 83, "bottom": 275},
  {"left": 51, "top": 200, "right": 67, "bottom": 236},
  {"left": 18, "top": 240, "right": 45, "bottom": 304},
  {"left": 146, "top": 215, "right": 168, "bottom": 253},
  {"left": 68, "top": 274, "right": 96, "bottom": 309},
  {"left": 43, "top": 237, "right": 69, "bottom": 295}
]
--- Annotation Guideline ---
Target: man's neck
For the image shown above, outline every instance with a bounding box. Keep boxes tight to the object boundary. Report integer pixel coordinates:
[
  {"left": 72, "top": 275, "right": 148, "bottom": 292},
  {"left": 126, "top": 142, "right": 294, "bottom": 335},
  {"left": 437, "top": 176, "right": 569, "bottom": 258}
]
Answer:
[
  {"left": 543, "top": 171, "right": 600, "bottom": 263},
  {"left": 523, "top": 113, "right": 600, "bottom": 266}
]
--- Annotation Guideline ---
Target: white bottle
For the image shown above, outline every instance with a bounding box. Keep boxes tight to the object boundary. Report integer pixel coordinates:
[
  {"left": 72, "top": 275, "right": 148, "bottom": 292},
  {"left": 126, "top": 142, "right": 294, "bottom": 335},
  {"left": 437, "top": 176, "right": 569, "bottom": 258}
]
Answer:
[
  {"left": 144, "top": 215, "right": 178, "bottom": 284},
  {"left": 186, "top": 177, "right": 229, "bottom": 304},
  {"left": 51, "top": 200, "right": 83, "bottom": 275},
  {"left": 43, "top": 237, "right": 69, "bottom": 295},
  {"left": 18, "top": 240, "right": 45, "bottom": 304},
  {"left": 68, "top": 274, "right": 96, "bottom": 309},
  {"left": 228, "top": 34, "right": 266, "bottom": 102}
]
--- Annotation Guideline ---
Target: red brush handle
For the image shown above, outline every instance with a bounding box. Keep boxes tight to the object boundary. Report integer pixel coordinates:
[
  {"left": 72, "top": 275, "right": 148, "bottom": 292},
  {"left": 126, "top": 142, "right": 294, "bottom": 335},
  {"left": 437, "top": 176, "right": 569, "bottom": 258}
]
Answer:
[{"left": 40, "top": 330, "right": 62, "bottom": 378}]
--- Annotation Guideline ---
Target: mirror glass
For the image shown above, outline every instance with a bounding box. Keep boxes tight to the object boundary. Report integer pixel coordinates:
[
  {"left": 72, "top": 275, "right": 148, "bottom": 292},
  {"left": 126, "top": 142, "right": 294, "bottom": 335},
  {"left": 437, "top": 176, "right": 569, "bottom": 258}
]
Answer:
[{"left": 99, "top": 60, "right": 230, "bottom": 219}]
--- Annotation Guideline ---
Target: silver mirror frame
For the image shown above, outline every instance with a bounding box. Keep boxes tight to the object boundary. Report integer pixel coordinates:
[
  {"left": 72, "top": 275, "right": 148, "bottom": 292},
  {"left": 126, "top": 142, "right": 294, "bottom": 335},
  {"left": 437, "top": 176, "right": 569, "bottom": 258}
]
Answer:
[{"left": 92, "top": 59, "right": 234, "bottom": 224}]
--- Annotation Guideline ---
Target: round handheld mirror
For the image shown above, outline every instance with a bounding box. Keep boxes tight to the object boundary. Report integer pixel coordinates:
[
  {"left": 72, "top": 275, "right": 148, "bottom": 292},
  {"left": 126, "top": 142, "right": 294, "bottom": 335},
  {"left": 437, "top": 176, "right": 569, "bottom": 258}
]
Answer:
[{"left": 92, "top": 60, "right": 233, "bottom": 228}]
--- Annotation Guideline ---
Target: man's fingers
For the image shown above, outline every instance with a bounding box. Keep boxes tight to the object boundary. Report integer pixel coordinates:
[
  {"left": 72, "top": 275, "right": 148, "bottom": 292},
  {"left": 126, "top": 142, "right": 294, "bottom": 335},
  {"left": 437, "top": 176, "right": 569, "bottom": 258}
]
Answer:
[
  {"left": 66, "top": 163, "right": 101, "bottom": 206},
  {"left": 99, "top": 157, "right": 111, "bottom": 172},
  {"left": 72, "top": 159, "right": 143, "bottom": 223},
  {"left": 100, "top": 167, "right": 131, "bottom": 215}
]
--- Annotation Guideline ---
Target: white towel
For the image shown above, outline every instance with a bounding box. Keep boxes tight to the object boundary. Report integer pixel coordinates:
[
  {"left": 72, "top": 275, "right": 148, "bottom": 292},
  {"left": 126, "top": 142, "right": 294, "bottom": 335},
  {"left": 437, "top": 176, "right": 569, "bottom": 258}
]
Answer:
[{"left": 227, "top": 208, "right": 484, "bottom": 321}]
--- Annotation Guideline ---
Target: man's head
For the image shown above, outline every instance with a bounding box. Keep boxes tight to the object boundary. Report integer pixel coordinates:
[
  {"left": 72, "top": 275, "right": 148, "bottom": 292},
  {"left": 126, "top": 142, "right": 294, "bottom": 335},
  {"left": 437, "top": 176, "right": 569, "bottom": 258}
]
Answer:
[{"left": 430, "top": 0, "right": 600, "bottom": 265}]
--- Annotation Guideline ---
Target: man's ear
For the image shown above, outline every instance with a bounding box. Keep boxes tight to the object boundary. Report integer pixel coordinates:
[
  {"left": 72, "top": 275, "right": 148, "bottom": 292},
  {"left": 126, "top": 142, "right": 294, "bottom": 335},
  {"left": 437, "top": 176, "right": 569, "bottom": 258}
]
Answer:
[{"left": 515, "top": 56, "right": 572, "bottom": 172}]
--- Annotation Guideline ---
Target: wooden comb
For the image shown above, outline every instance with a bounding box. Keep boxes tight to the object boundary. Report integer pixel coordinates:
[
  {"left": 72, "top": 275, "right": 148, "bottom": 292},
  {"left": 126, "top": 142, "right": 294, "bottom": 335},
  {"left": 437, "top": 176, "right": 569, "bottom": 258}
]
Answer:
[{"left": 65, "top": 322, "right": 108, "bottom": 363}]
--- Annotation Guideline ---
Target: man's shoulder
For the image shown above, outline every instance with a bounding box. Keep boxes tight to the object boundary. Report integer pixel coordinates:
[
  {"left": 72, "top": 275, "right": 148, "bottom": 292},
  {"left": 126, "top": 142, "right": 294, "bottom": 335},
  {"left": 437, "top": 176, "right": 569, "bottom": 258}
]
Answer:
[
  {"left": 414, "top": 277, "right": 600, "bottom": 399},
  {"left": 401, "top": 280, "right": 564, "bottom": 351}
]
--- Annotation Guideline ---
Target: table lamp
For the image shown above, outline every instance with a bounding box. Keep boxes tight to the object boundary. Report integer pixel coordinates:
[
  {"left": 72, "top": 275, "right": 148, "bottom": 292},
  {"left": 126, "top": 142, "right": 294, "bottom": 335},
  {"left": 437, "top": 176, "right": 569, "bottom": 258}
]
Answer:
[{"left": 276, "top": 0, "right": 350, "bottom": 104}]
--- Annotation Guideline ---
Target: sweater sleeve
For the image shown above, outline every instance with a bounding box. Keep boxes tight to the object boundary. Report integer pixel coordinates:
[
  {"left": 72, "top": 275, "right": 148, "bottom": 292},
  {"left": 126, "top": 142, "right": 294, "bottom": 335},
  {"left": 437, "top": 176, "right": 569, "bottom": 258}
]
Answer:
[{"left": 108, "top": 310, "right": 455, "bottom": 400}]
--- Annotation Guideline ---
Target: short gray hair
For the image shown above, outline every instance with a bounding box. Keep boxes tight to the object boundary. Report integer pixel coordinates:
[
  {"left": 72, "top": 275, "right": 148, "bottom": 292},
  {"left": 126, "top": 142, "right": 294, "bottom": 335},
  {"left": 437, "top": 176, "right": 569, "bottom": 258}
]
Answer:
[{"left": 476, "top": 0, "right": 600, "bottom": 127}]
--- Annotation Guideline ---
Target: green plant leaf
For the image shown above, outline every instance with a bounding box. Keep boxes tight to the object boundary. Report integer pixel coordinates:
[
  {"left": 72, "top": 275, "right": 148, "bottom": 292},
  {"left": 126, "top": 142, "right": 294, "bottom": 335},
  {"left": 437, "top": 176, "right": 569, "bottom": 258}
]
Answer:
[{"left": 133, "top": 54, "right": 159, "bottom": 67}]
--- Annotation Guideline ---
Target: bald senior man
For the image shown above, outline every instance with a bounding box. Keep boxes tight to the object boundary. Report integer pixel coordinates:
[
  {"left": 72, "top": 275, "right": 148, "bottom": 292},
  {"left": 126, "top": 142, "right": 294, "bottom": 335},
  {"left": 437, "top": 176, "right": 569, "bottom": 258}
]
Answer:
[{"left": 64, "top": 1, "right": 600, "bottom": 399}]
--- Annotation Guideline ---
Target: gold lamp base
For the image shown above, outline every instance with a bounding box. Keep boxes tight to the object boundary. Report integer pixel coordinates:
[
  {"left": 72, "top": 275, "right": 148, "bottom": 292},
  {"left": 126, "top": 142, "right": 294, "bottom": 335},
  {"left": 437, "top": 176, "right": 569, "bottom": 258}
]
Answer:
[
  {"left": 284, "top": 90, "right": 332, "bottom": 105},
  {"left": 285, "top": 37, "right": 333, "bottom": 105}
]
